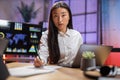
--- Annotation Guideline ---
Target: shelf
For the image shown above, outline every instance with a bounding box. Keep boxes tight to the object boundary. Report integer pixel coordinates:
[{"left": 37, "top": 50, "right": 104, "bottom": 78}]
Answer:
[{"left": 3, "top": 54, "right": 35, "bottom": 63}]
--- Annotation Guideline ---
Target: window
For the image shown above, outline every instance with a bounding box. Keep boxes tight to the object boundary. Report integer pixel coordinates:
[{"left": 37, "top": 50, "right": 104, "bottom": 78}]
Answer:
[{"left": 70, "top": 0, "right": 99, "bottom": 44}]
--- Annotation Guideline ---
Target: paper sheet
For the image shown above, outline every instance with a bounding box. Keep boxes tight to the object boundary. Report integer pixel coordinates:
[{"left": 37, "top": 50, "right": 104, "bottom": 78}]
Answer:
[{"left": 8, "top": 65, "right": 62, "bottom": 77}]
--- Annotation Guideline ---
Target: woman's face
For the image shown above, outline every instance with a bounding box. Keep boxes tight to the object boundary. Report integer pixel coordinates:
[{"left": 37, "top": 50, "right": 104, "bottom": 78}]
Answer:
[{"left": 52, "top": 8, "right": 70, "bottom": 33}]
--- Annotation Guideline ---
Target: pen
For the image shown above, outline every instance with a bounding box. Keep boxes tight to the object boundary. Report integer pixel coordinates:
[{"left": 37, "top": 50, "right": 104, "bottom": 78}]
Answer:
[
  {"left": 34, "top": 45, "right": 44, "bottom": 68},
  {"left": 35, "top": 46, "right": 41, "bottom": 60}
]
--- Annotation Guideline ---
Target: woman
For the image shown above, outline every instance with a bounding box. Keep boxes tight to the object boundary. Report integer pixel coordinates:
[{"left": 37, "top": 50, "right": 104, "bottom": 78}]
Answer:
[{"left": 34, "top": 1, "right": 83, "bottom": 67}]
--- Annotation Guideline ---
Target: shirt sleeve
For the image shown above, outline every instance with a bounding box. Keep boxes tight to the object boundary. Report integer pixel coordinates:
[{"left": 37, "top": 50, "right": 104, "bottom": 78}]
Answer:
[{"left": 38, "top": 31, "right": 49, "bottom": 64}]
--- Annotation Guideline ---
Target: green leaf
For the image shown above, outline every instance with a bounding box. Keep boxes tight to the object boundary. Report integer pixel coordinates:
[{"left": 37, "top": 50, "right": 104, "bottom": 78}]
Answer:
[{"left": 82, "top": 51, "right": 95, "bottom": 59}]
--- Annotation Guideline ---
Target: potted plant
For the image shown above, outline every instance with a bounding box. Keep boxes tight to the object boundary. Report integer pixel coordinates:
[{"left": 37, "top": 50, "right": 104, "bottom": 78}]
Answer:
[
  {"left": 80, "top": 51, "right": 96, "bottom": 71},
  {"left": 82, "top": 51, "right": 95, "bottom": 59},
  {"left": 17, "top": 1, "right": 41, "bottom": 22}
]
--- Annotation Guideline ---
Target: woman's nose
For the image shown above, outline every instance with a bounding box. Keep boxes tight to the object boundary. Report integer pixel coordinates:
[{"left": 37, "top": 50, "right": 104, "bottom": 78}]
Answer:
[{"left": 58, "top": 16, "right": 62, "bottom": 23}]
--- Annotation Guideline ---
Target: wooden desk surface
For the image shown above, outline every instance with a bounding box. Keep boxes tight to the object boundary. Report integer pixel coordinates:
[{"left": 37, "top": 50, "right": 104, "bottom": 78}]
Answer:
[{"left": 6, "top": 62, "right": 92, "bottom": 80}]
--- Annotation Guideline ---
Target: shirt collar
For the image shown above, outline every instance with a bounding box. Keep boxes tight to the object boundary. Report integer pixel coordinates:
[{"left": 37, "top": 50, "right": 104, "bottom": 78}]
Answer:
[{"left": 58, "top": 28, "right": 71, "bottom": 37}]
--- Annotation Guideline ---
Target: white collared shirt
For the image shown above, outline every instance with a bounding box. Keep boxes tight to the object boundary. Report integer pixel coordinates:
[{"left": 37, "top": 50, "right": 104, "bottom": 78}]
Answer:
[{"left": 38, "top": 28, "right": 83, "bottom": 67}]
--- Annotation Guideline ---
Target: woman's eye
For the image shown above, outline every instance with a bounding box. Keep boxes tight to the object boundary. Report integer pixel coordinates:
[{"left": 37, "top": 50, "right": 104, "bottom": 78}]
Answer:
[
  {"left": 62, "top": 14, "right": 66, "bottom": 17},
  {"left": 53, "top": 15, "right": 58, "bottom": 18}
]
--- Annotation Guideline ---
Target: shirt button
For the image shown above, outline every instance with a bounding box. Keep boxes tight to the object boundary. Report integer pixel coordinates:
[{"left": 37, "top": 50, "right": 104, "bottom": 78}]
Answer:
[
  {"left": 70, "top": 60, "right": 73, "bottom": 64},
  {"left": 65, "top": 56, "right": 67, "bottom": 60}
]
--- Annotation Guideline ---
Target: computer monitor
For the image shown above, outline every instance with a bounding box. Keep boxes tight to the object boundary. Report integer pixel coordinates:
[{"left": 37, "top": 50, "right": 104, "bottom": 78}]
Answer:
[{"left": 0, "top": 21, "right": 42, "bottom": 55}]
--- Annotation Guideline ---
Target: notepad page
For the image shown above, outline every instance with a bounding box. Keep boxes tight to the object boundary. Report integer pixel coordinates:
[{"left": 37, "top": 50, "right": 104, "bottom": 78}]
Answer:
[{"left": 8, "top": 65, "right": 62, "bottom": 77}]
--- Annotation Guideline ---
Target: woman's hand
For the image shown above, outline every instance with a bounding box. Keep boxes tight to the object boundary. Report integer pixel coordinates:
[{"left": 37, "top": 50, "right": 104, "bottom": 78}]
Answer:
[{"left": 33, "top": 56, "right": 44, "bottom": 67}]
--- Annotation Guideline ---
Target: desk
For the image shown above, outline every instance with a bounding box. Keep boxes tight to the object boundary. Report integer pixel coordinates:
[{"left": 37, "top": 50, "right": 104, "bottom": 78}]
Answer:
[
  {"left": 6, "top": 62, "right": 92, "bottom": 80},
  {"left": 6, "top": 62, "right": 120, "bottom": 80}
]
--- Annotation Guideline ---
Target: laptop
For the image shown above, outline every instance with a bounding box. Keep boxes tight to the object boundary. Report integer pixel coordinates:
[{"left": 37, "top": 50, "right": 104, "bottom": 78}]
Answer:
[
  {"left": 72, "top": 44, "right": 113, "bottom": 68},
  {"left": 0, "top": 38, "right": 10, "bottom": 80}
]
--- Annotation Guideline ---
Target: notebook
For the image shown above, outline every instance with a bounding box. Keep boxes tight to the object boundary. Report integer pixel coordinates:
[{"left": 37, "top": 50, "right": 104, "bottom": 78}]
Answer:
[
  {"left": 0, "top": 38, "right": 10, "bottom": 80},
  {"left": 72, "top": 44, "right": 113, "bottom": 68}
]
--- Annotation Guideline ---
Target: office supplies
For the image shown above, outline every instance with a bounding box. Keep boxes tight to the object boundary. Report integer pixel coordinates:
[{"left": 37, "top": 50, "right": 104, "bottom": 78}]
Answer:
[
  {"left": 72, "top": 44, "right": 113, "bottom": 68},
  {"left": 100, "top": 66, "right": 117, "bottom": 77},
  {"left": 9, "top": 65, "right": 62, "bottom": 77},
  {"left": 35, "top": 45, "right": 41, "bottom": 60}
]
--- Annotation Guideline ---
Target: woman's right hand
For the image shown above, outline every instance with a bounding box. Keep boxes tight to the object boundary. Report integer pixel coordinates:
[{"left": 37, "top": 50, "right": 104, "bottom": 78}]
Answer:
[{"left": 33, "top": 56, "right": 44, "bottom": 67}]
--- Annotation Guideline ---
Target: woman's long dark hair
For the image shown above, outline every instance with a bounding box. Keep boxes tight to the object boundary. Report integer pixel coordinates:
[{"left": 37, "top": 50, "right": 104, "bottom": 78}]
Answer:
[{"left": 48, "top": 1, "right": 73, "bottom": 64}]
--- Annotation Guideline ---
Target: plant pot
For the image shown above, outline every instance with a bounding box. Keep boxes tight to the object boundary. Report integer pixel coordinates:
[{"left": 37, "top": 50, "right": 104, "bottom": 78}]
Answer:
[{"left": 80, "top": 58, "right": 96, "bottom": 71}]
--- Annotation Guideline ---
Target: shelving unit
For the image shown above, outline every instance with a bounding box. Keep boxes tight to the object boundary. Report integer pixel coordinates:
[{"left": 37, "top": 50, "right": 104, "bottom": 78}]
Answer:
[{"left": 3, "top": 54, "right": 35, "bottom": 63}]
